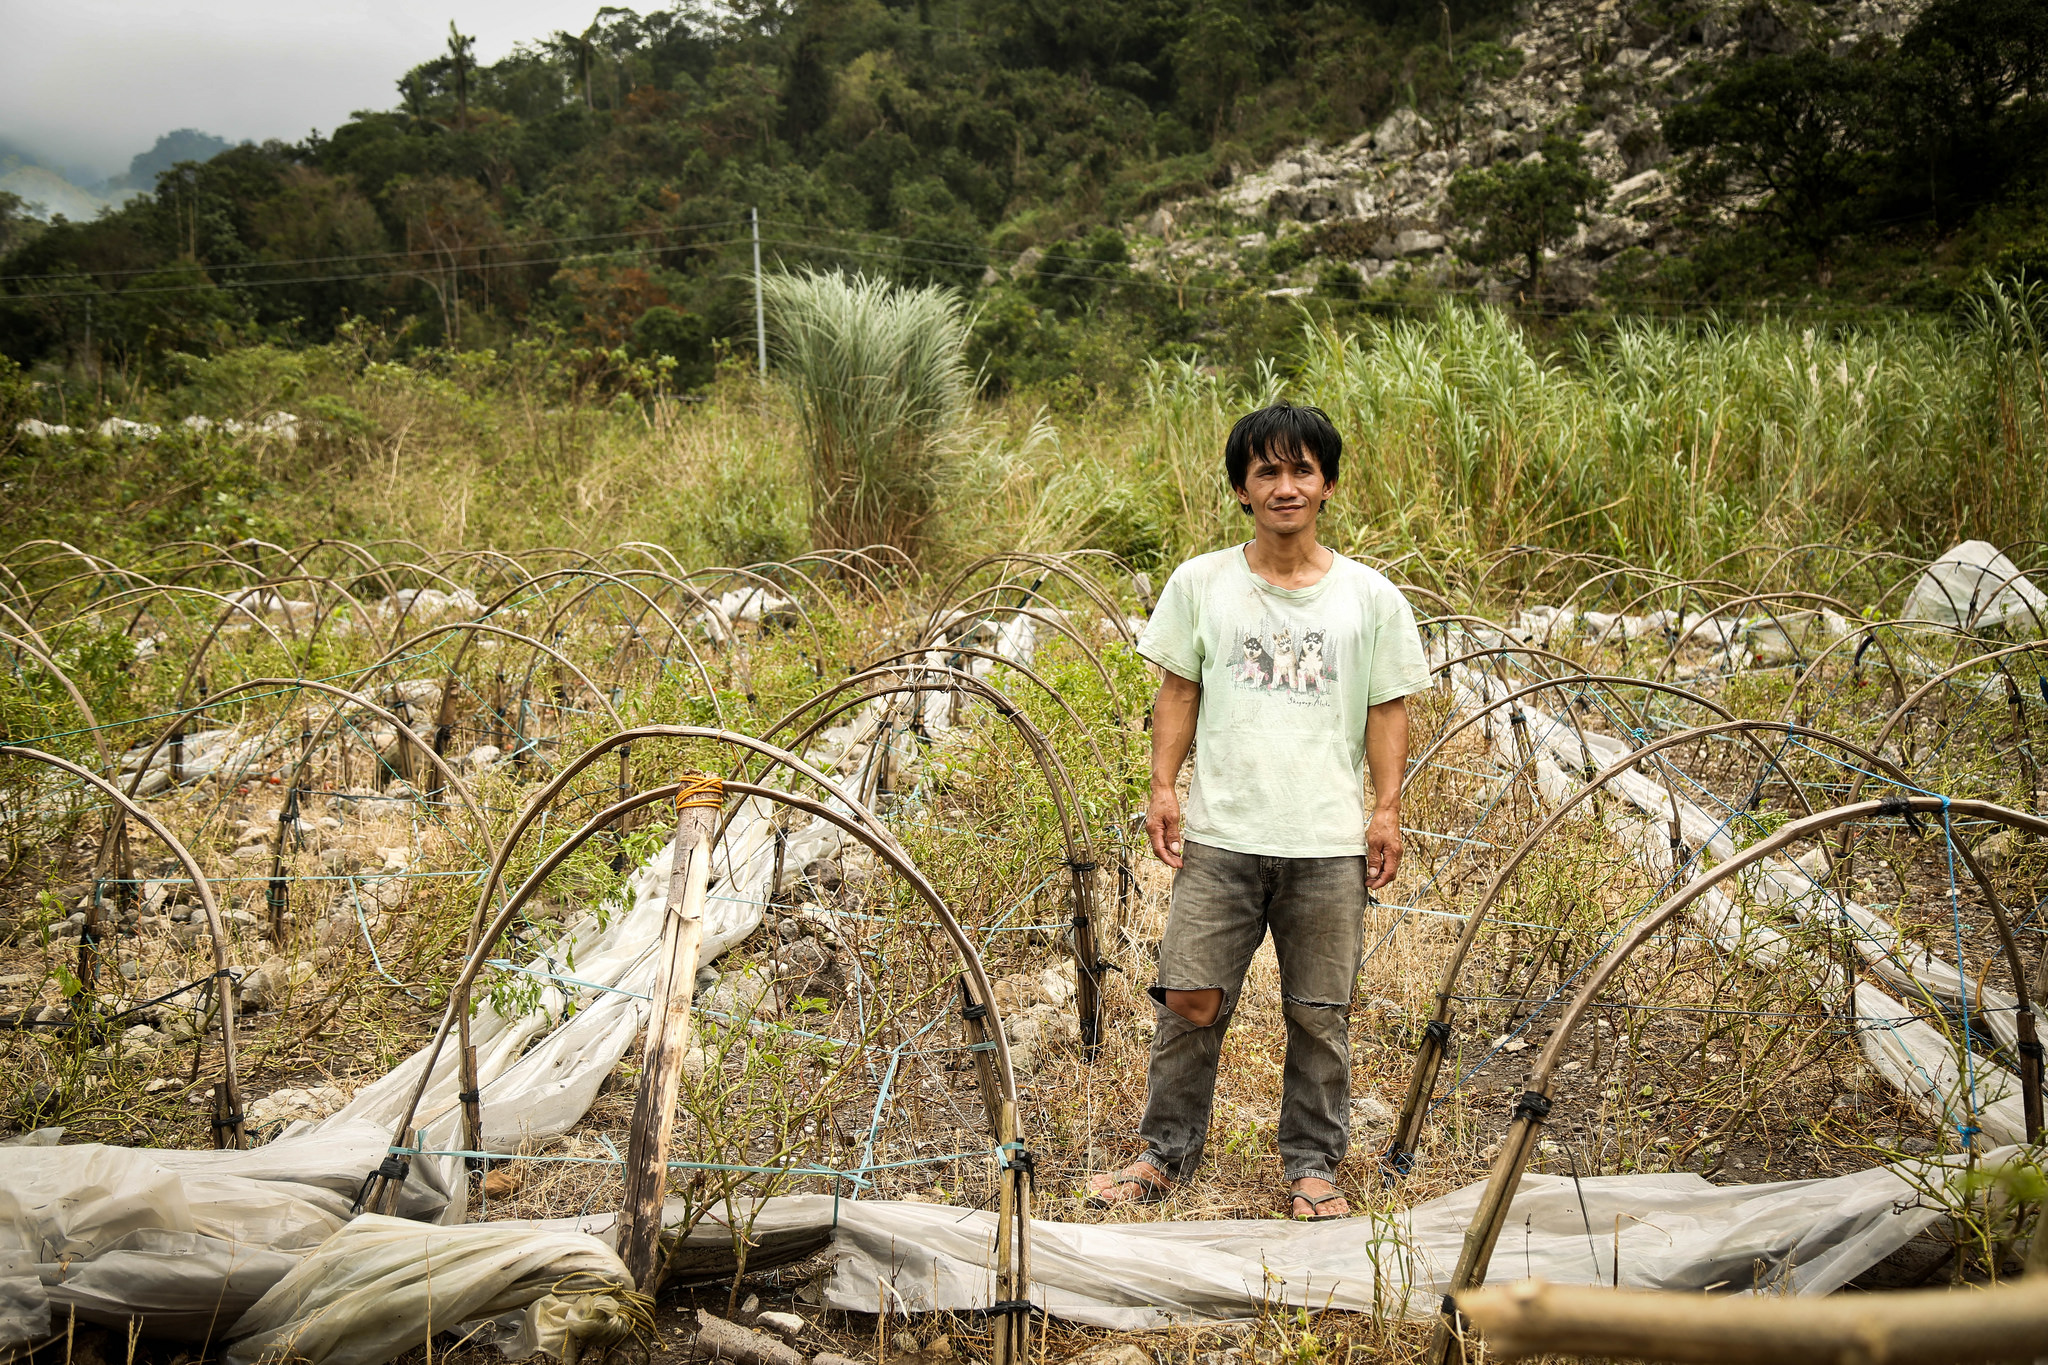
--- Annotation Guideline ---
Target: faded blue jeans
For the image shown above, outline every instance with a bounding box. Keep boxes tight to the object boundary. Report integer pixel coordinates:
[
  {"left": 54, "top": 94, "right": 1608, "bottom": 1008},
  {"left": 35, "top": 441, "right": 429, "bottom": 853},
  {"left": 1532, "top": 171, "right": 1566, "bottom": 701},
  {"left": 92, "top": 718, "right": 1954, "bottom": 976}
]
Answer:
[{"left": 1138, "top": 838, "right": 1366, "bottom": 1185}]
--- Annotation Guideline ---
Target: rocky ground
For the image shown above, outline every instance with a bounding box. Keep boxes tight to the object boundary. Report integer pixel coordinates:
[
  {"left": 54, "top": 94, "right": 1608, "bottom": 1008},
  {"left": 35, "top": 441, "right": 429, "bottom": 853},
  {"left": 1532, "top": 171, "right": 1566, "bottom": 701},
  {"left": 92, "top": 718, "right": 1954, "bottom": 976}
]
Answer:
[{"left": 1117, "top": 0, "right": 1929, "bottom": 303}]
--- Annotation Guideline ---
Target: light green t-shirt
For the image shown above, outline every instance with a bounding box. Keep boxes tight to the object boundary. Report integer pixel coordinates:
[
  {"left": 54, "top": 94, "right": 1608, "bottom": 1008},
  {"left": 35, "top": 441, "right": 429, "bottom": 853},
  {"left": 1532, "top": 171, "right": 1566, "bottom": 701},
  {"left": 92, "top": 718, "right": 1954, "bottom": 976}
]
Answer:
[{"left": 1136, "top": 545, "right": 1431, "bottom": 858}]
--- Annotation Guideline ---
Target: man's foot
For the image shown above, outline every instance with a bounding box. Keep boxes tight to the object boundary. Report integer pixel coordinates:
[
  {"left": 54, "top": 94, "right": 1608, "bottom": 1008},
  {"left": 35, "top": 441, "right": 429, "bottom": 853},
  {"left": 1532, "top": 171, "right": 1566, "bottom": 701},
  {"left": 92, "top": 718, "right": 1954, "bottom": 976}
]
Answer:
[
  {"left": 1085, "top": 1160, "right": 1171, "bottom": 1209},
  {"left": 1287, "top": 1175, "right": 1350, "bottom": 1220}
]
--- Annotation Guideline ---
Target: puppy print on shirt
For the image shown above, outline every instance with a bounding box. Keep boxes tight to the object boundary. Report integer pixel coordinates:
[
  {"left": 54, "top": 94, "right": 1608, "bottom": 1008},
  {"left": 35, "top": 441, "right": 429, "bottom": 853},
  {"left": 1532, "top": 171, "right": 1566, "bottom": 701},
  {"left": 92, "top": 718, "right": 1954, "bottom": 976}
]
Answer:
[
  {"left": 1269, "top": 627, "right": 1298, "bottom": 691},
  {"left": 1235, "top": 632, "right": 1272, "bottom": 689},
  {"left": 1298, "top": 629, "right": 1329, "bottom": 695}
]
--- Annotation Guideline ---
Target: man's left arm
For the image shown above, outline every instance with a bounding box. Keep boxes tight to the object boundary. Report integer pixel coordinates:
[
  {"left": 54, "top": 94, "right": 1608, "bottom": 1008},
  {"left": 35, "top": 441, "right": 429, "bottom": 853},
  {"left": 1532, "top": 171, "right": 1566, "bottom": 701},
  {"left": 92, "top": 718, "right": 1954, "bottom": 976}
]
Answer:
[{"left": 1364, "top": 696, "right": 1409, "bottom": 889}]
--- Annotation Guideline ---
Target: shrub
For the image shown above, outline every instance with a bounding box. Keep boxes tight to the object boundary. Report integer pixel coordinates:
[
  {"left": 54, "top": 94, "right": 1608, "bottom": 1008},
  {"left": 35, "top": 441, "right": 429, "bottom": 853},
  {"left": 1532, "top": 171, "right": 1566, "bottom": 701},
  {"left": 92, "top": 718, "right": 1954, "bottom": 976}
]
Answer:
[
  {"left": 759, "top": 268, "right": 973, "bottom": 558},
  {"left": 1448, "top": 138, "right": 1606, "bottom": 290}
]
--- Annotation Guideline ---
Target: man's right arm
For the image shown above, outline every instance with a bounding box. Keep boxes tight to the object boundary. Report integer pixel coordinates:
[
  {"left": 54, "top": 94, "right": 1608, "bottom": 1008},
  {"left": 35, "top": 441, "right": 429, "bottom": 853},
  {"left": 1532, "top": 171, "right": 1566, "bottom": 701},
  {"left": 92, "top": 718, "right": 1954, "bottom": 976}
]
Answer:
[{"left": 1146, "top": 671, "right": 1200, "bottom": 868}]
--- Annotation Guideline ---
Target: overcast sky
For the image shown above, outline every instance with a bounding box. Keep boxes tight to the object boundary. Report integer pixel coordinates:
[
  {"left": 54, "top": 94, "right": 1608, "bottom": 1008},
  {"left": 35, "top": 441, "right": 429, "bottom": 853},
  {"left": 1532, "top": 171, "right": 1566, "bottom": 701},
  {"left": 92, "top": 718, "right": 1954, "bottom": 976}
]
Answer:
[{"left": 1, "top": 0, "right": 632, "bottom": 178}]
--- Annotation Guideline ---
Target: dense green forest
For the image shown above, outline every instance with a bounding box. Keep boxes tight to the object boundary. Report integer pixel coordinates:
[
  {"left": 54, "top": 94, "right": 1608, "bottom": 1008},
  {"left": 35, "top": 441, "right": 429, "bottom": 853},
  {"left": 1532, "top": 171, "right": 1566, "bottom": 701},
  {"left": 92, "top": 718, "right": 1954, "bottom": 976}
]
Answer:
[{"left": 1, "top": 0, "right": 2044, "bottom": 402}]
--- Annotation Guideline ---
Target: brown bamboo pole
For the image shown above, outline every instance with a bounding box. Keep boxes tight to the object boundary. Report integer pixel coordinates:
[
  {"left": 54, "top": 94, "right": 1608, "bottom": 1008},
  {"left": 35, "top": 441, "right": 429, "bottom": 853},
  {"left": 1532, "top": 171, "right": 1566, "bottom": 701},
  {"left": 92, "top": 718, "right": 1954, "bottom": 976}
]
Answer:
[
  {"left": 1455, "top": 1276, "right": 2048, "bottom": 1365},
  {"left": 990, "top": 1095, "right": 1021, "bottom": 1365},
  {"left": 618, "top": 788, "right": 721, "bottom": 1291}
]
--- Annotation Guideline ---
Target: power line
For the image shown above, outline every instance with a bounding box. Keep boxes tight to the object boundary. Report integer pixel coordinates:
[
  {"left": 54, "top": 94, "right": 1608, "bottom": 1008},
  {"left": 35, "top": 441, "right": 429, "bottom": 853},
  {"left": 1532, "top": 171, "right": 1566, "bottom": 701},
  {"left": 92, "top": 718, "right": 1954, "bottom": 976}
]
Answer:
[
  {"left": 0, "top": 211, "right": 1941, "bottom": 322},
  {"left": 1, "top": 237, "right": 753, "bottom": 302},
  {"left": 0, "top": 217, "right": 747, "bottom": 288}
]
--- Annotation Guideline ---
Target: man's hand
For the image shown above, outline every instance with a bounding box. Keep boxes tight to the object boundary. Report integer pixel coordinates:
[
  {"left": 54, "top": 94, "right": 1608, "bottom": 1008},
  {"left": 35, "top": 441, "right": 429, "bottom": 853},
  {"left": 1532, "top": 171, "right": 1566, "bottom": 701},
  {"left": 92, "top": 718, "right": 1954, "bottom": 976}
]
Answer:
[
  {"left": 1147, "top": 786, "right": 1185, "bottom": 868},
  {"left": 1365, "top": 806, "right": 1402, "bottom": 889},
  {"left": 1147, "top": 671, "right": 1200, "bottom": 870},
  {"left": 1364, "top": 697, "right": 1410, "bottom": 890}
]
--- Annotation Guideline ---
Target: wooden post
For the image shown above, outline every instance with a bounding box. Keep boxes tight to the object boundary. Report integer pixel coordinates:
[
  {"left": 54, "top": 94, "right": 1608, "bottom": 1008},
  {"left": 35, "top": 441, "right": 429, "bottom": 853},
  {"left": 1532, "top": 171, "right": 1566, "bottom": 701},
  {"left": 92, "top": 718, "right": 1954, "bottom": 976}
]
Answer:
[
  {"left": 460, "top": 1042, "right": 484, "bottom": 1158},
  {"left": 1455, "top": 1276, "right": 2048, "bottom": 1365},
  {"left": 618, "top": 794, "right": 720, "bottom": 1292},
  {"left": 1431, "top": 1091, "right": 1550, "bottom": 1364},
  {"left": 1069, "top": 858, "right": 1101, "bottom": 1051}
]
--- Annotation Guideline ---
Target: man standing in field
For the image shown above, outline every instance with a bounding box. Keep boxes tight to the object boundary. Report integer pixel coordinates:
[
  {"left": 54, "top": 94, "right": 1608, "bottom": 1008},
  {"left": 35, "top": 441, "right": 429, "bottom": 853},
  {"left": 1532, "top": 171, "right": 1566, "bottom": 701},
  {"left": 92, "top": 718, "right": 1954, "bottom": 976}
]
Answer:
[{"left": 1087, "top": 401, "right": 1429, "bottom": 1220}]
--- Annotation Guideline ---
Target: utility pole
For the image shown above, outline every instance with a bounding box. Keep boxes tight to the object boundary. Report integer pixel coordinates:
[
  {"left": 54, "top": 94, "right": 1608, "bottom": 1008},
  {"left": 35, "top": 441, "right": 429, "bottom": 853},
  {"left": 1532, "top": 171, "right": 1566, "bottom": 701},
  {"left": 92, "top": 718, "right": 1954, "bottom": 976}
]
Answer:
[{"left": 751, "top": 206, "right": 767, "bottom": 380}]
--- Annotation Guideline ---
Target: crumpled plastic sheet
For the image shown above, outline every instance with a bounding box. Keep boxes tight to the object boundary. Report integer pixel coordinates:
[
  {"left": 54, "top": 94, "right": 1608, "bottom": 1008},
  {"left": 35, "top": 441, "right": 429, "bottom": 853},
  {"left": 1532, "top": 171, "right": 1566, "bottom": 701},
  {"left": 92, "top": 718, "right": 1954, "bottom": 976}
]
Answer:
[
  {"left": 0, "top": 614, "right": 1040, "bottom": 1358},
  {"left": 297, "top": 793, "right": 785, "bottom": 1225},
  {"left": 223, "top": 1215, "right": 632, "bottom": 1365},
  {"left": 647, "top": 1147, "right": 1998, "bottom": 1330},
  {"left": 1902, "top": 540, "right": 2047, "bottom": 634},
  {"left": 0, "top": 1121, "right": 448, "bottom": 1342}
]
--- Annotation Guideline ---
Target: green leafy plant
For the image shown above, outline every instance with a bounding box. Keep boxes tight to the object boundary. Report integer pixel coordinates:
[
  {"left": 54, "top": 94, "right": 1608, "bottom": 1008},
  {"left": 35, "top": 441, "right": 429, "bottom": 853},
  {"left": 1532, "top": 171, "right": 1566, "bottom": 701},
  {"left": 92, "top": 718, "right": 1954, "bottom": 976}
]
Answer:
[
  {"left": 759, "top": 268, "right": 973, "bottom": 558},
  {"left": 1448, "top": 137, "right": 1606, "bottom": 290}
]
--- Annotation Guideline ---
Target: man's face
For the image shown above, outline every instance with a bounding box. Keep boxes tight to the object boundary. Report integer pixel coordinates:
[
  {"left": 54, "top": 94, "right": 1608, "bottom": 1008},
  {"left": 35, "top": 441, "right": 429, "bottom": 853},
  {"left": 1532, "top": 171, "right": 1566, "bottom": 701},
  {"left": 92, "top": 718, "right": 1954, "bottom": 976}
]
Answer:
[{"left": 1236, "top": 445, "right": 1333, "bottom": 535}]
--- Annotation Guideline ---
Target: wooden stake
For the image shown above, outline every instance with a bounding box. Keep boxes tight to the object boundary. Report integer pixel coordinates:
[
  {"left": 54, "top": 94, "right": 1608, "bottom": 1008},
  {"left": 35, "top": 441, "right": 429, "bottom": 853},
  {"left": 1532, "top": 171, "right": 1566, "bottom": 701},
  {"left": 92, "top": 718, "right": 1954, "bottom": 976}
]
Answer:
[
  {"left": 1456, "top": 1276, "right": 2048, "bottom": 1365},
  {"left": 618, "top": 799, "right": 719, "bottom": 1292},
  {"left": 460, "top": 1042, "right": 483, "bottom": 1157}
]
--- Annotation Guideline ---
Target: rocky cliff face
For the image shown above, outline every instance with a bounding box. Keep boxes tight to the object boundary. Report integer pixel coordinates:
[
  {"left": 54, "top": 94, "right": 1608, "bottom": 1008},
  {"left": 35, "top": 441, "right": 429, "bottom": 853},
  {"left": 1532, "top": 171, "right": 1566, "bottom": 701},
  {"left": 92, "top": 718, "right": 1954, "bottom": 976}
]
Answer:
[{"left": 1123, "top": 0, "right": 1927, "bottom": 302}]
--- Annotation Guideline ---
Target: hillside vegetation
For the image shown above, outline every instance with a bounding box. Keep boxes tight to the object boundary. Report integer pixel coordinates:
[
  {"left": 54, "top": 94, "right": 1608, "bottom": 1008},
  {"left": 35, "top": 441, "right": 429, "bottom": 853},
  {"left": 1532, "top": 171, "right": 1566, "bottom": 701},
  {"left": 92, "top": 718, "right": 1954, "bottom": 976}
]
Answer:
[
  {"left": 1, "top": 0, "right": 2044, "bottom": 403},
  {"left": 3, "top": 0, "right": 2046, "bottom": 577}
]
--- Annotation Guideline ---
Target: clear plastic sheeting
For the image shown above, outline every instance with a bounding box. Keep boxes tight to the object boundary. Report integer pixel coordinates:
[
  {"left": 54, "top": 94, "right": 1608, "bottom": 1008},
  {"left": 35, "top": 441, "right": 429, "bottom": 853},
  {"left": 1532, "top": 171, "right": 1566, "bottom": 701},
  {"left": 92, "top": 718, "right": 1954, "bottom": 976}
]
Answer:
[
  {"left": 1902, "top": 540, "right": 2047, "bottom": 634},
  {"left": 300, "top": 794, "right": 783, "bottom": 1220},
  {"left": 0, "top": 1122, "right": 449, "bottom": 1342},
  {"left": 661, "top": 1148, "right": 1999, "bottom": 1330},
  {"left": 223, "top": 1216, "right": 633, "bottom": 1365}
]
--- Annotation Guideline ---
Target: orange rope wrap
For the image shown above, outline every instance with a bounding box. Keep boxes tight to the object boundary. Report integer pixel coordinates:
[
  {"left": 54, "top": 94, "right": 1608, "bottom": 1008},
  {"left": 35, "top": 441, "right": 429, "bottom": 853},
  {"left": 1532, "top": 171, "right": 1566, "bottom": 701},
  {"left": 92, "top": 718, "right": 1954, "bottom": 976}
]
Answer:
[{"left": 673, "top": 772, "right": 725, "bottom": 810}]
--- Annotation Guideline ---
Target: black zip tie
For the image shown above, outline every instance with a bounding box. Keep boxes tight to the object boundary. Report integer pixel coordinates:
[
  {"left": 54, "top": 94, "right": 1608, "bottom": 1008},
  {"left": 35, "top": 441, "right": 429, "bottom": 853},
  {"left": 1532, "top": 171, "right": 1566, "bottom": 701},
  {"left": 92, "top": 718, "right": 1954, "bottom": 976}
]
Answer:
[
  {"left": 1875, "top": 794, "right": 1926, "bottom": 836},
  {"left": 2019, "top": 1039, "right": 2045, "bottom": 1061},
  {"left": 1423, "top": 1019, "right": 1451, "bottom": 1045},
  {"left": 210, "top": 1110, "right": 245, "bottom": 1128},
  {"left": 1511, "top": 1091, "right": 1552, "bottom": 1123},
  {"left": 988, "top": 1301, "right": 1034, "bottom": 1316},
  {"left": 352, "top": 1154, "right": 411, "bottom": 1213},
  {"left": 961, "top": 1002, "right": 988, "bottom": 1021},
  {"left": 1066, "top": 859, "right": 1098, "bottom": 873},
  {"left": 1440, "top": 1294, "right": 1458, "bottom": 1317},
  {"left": 458, "top": 1089, "right": 481, "bottom": 1103}
]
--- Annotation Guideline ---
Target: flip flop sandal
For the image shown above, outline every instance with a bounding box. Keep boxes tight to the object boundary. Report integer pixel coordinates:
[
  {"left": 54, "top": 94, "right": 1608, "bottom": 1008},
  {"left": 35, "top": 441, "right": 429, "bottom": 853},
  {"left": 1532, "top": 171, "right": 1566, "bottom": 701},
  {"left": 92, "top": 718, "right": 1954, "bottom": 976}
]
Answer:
[
  {"left": 1288, "top": 1189, "right": 1350, "bottom": 1221},
  {"left": 1085, "top": 1165, "right": 1171, "bottom": 1209}
]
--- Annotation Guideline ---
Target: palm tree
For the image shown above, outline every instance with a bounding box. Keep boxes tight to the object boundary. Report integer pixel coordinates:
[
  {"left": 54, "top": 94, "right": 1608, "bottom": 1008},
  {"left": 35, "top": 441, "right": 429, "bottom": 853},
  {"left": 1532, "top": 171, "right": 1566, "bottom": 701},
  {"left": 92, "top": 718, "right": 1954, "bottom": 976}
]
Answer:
[
  {"left": 446, "top": 22, "right": 477, "bottom": 129},
  {"left": 549, "top": 25, "right": 596, "bottom": 110}
]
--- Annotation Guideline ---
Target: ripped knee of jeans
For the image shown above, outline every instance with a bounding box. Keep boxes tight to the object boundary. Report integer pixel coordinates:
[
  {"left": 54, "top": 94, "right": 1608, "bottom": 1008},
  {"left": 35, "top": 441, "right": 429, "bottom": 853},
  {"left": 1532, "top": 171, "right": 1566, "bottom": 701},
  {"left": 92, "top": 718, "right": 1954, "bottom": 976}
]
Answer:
[
  {"left": 1149, "top": 984, "right": 1225, "bottom": 1027},
  {"left": 1281, "top": 994, "right": 1351, "bottom": 1027}
]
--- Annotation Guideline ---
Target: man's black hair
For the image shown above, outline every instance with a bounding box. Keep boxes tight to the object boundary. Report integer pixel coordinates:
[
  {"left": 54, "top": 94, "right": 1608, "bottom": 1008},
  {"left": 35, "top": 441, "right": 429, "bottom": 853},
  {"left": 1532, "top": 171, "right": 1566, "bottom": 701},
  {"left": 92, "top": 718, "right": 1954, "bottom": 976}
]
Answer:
[{"left": 1224, "top": 402, "right": 1343, "bottom": 512}]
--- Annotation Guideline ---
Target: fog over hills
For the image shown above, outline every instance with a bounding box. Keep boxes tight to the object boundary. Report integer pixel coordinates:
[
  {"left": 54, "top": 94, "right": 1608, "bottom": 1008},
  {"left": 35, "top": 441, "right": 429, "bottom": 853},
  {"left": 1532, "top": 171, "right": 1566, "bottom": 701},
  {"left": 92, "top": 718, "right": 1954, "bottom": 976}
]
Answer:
[{"left": 0, "top": 129, "right": 232, "bottom": 221}]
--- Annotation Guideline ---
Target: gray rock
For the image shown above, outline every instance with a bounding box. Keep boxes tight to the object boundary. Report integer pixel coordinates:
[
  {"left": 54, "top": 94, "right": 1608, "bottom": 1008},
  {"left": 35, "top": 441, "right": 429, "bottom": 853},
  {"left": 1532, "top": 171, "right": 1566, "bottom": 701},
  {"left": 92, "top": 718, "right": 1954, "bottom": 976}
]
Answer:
[
  {"left": 319, "top": 846, "right": 362, "bottom": 873},
  {"left": 801, "top": 858, "right": 842, "bottom": 894},
  {"left": 772, "top": 936, "right": 830, "bottom": 981},
  {"left": 1351, "top": 1093, "right": 1395, "bottom": 1132},
  {"left": 755, "top": 1311, "right": 805, "bottom": 1342},
  {"left": 703, "top": 965, "right": 780, "bottom": 1020},
  {"left": 1372, "top": 107, "right": 1433, "bottom": 157},
  {"left": 1072, "top": 1347, "right": 1154, "bottom": 1365},
  {"left": 1393, "top": 229, "right": 1446, "bottom": 255},
  {"left": 1973, "top": 828, "right": 2024, "bottom": 868}
]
